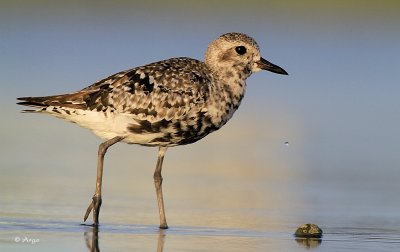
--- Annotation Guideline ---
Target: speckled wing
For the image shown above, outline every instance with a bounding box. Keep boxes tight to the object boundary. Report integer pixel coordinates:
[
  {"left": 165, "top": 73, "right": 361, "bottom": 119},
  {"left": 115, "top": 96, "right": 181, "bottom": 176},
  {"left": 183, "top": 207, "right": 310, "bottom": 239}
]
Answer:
[
  {"left": 80, "top": 57, "right": 212, "bottom": 121},
  {"left": 18, "top": 58, "right": 211, "bottom": 118}
]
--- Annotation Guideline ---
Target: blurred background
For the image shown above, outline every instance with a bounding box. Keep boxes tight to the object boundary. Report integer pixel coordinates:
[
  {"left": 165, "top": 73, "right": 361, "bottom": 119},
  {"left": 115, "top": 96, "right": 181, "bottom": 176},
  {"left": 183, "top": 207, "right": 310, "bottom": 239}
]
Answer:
[{"left": 1, "top": 0, "right": 400, "bottom": 251}]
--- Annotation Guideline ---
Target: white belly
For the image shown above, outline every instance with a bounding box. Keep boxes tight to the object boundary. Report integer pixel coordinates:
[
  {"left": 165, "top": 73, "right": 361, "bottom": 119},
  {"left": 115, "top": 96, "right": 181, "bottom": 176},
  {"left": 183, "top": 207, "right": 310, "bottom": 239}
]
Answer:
[{"left": 45, "top": 106, "right": 165, "bottom": 145}]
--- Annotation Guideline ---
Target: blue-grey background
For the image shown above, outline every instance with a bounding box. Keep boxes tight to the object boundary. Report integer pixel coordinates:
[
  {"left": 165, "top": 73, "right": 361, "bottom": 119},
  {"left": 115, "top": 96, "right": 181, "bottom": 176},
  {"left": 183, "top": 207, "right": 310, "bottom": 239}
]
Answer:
[{"left": 1, "top": 1, "right": 399, "bottom": 251}]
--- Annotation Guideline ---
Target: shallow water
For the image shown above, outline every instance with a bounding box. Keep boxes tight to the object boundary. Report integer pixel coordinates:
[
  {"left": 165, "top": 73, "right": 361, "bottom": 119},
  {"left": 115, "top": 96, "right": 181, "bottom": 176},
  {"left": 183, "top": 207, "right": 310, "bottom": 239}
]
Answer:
[
  {"left": 2, "top": 212, "right": 400, "bottom": 251},
  {"left": 1, "top": 159, "right": 400, "bottom": 252}
]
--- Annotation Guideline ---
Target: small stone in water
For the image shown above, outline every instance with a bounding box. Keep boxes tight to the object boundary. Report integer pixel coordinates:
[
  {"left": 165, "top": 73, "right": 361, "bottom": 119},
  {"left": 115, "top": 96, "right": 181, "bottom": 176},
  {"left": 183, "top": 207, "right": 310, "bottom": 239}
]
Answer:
[{"left": 294, "top": 223, "right": 323, "bottom": 238}]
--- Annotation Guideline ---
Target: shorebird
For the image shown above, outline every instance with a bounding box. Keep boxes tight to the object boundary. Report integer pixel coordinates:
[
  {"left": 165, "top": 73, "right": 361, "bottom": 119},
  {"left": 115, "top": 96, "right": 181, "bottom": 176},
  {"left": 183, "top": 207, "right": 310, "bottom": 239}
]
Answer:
[{"left": 17, "top": 32, "right": 288, "bottom": 229}]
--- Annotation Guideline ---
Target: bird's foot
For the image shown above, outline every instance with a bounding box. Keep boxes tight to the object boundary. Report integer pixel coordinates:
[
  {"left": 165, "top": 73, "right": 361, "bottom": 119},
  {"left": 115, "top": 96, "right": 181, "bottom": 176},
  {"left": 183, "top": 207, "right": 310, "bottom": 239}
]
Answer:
[
  {"left": 84, "top": 195, "right": 102, "bottom": 226},
  {"left": 159, "top": 223, "right": 169, "bottom": 229}
]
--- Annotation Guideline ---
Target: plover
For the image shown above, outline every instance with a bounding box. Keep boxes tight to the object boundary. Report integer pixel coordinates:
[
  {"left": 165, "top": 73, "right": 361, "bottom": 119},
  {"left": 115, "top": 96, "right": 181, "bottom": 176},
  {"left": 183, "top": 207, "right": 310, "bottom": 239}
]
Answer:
[{"left": 17, "top": 32, "right": 288, "bottom": 229}]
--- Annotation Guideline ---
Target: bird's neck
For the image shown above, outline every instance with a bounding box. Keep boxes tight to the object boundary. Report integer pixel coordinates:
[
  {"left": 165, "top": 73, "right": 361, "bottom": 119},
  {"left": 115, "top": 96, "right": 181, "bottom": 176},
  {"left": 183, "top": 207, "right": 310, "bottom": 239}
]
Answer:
[{"left": 205, "top": 70, "right": 247, "bottom": 127}]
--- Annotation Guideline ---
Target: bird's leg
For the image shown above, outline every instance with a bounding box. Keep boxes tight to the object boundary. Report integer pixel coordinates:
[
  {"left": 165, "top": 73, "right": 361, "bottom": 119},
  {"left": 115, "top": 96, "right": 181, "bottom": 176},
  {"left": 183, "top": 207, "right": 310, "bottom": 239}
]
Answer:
[
  {"left": 154, "top": 146, "right": 168, "bottom": 229},
  {"left": 84, "top": 136, "right": 124, "bottom": 225}
]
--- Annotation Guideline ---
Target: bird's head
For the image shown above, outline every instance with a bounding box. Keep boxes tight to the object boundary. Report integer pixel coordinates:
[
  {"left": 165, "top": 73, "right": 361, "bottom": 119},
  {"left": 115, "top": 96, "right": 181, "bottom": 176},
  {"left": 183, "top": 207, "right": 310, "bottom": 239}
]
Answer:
[{"left": 205, "top": 32, "right": 288, "bottom": 78}]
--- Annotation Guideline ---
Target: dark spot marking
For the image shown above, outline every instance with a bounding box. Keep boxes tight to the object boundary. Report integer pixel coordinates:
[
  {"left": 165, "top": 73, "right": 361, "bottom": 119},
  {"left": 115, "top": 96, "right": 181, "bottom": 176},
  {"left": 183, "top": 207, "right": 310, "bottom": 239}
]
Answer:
[
  {"left": 196, "top": 112, "right": 205, "bottom": 132},
  {"left": 52, "top": 108, "right": 61, "bottom": 114},
  {"left": 126, "top": 72, "right": 154, "bottom": 93},
  {"left": 128, "top": 119, "right": 171, "bottom": 134},
  {"left": 244, "top": 65, "right": 251, "bottom": 75},
  {"left": 190, "top": 72, "right": 204, "bottom": 83},
  {"left": 161, "top": 101, "right": 172, "bottom": 109},
  {"left": 151, "top": 119, "right": 171, "bottom": 132},
  {"left": 173, "top": 121, "right": 182, "bottom": 131},
  {"left": 100, "top": 92, "right": 109, "bottom": 107},
  {"left": 100, "top": 84, "right": 112, "bottom": 91},
  {"left": 129, "top": 108, "right": 157, "bottom": 117},
  {"left": 126, "top": 82, "right": 135, "bottom": 94}
]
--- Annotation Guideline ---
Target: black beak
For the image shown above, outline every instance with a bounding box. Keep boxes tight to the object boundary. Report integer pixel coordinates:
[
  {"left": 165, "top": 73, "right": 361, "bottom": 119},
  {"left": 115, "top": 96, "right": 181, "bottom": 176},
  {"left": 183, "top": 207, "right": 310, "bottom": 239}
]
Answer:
[{"left": 257, "top": 57, "right": 288, "bottom": 75}]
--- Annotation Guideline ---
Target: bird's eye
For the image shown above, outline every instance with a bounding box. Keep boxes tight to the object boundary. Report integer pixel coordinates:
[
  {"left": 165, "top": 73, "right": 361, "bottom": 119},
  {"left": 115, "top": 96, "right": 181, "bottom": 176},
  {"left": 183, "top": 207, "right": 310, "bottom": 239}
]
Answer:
[{"left": 235, "top": 46, "right": 247, "bottom": 55}]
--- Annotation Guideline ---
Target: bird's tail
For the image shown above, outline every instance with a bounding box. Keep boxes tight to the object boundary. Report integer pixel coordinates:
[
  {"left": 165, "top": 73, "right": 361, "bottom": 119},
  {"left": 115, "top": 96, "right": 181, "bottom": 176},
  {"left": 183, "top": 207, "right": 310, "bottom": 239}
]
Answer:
[{"left": 17, "top": 96, "right": 53, "bottom": 112}]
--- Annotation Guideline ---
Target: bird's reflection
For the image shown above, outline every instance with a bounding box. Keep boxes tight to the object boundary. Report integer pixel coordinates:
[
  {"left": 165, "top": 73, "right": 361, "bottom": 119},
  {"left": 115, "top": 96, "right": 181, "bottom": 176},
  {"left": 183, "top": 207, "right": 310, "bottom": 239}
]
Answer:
[
  {"left": 83, "top": 225, "right": 166, "bottom": 252},
  {"left": 84, "top": 226, "right": 100, "bottom": 252},
  {"left": 157, "top": 229, "right": 166, "bottom": 252}
]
